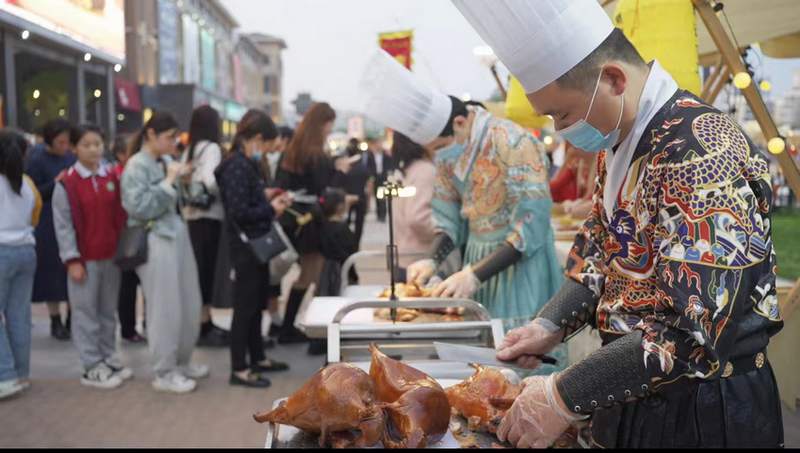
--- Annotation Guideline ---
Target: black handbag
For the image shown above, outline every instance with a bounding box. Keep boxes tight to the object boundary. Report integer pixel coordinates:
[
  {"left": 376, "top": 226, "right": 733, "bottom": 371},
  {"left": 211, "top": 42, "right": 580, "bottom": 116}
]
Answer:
[
  {"left": 113, "top": 221, "right": 153, "bottom": 271},
  {"left": 233, "top": 222, "right": 289, "bottom": 265},
  {"left": 184, "top": 182, "right": 215, "bottom": 210},
  {"left": 183, "top": 143, "right": 216, "bottom": 210}
]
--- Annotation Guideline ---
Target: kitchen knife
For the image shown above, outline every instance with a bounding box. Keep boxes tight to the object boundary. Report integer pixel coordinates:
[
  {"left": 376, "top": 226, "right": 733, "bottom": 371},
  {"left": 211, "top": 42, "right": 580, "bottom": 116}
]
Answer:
[{"left": 434, "top": 342, "right": 558, "bottom": 367}]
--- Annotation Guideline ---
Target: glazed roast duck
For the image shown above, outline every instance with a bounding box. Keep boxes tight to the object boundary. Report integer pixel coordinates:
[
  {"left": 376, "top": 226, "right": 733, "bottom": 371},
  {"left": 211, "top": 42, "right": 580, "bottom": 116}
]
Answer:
[
  {"left": 369, "top": 343, "right": 451, "bottom": 448},
  {"left": 445, "top": 364, "right": 521, "bottom": 434},
  {"left": 253, "top": 363, "right": 385, "bottom": 448}
]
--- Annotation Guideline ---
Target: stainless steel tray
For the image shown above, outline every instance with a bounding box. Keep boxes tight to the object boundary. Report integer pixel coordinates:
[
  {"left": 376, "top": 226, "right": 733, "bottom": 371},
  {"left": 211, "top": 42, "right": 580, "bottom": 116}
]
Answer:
[{"left": 264, "top": 398, "right": 511, "bottom": 449}]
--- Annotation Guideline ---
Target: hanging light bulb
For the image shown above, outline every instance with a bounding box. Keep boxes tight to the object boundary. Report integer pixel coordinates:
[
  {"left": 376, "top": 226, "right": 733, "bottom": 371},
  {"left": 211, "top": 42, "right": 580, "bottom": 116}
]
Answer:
[
  {"left": 543, "top": 135, "right": 554, "bottom": 146},
  {"left": 759, "top": 80, "right": 772, "bottom": 92},
  {"left": 733, "top": 72, "right": 752, "bottom": 89},
  {"left": 768, "top": 137, "right": 786, "bottom": 155}
]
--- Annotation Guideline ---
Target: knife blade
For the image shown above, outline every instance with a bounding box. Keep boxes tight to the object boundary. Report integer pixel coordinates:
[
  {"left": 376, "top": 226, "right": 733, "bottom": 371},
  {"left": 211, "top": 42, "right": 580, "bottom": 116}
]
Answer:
[{"left": 434, "top": 342, "right": 557, "bottom": 367}]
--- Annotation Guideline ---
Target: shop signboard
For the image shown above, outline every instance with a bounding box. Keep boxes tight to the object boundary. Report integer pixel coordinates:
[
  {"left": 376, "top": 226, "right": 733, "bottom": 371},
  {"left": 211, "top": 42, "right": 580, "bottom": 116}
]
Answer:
[
  {"left": 225, "top": 102, "right": 247, "bottom": 123},
  {"left": 182, "top": 13, "right": 201, "bottom": 85},
  {"left": 201, "top": 29, "right": 216, "bottom": 91},
  {"left": 158, "top": 0, "right": 179, "bottom": 84}
]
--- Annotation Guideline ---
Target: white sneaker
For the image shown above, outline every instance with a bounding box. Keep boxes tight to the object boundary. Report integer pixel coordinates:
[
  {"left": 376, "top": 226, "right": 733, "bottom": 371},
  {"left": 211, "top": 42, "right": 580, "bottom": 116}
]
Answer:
[
  {"left": 181, "top": 363, "right": 209, "bottom": 379},
  {"left": 104, "top": 361, "right": 134, "bottom": 381},
  {"left": 17, "top": 378, "right": 32, "bottom": 391},
  {"left": 152, "top": 372, "right": 196, "bottom": 394},
  {"left": 0, "top": 379, "right": 23, "bottom": 400},
  {"left": 81, "top": 363, "right": 124, "bottom": 389}
]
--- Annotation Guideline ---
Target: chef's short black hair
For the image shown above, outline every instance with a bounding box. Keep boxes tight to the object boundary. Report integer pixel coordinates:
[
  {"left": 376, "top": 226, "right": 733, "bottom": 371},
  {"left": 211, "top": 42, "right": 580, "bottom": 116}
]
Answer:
[
  {"left": 438, "top": 96, "right": 469, "bottom": 138},
  {"left": 555, "top": 28, "right": 646, "bottom": 94}
]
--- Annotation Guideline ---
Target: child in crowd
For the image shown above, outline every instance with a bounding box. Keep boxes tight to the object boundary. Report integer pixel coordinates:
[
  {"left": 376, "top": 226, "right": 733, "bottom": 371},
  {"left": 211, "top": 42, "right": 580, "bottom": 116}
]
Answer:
[
  {"left": 53, "top": 125, "right": 132, "bottom": 389},
  {"left": 317, "top": 188, "right": 359, "bottom": 297}
]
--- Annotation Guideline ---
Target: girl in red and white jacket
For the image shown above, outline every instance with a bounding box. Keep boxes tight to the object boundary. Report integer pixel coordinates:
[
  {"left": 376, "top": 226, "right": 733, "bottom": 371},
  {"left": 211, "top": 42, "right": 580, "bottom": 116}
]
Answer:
[{"left": 53, "top": 125, "right": 131, "bottom": 389}]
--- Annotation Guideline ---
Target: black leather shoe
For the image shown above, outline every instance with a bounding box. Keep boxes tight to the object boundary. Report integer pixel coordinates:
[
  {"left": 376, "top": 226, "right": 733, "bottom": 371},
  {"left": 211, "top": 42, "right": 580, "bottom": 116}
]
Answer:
[
  {"left": 230, "top": 372, "right": 271, "bottom": 388},
  {"left": 267, "top": 324, "right": 282, "bottom": 338},
  {"left": 277, "top": 327, "right": 309, "bottom": 345},
  {"left": 211, "top": 324, "right": 230, "bottom": 340},
  {"left": 197, "top": 328, "right": 229, "bottom": 347},
  {"left": 50, "top": 318, "right": 71, "bottom": 341},
  {"left": 262, "top": 337, "right": 276, "bottom": 349},
  {"left": 252, "top": 360, "right": 289, "bottom": 373}
]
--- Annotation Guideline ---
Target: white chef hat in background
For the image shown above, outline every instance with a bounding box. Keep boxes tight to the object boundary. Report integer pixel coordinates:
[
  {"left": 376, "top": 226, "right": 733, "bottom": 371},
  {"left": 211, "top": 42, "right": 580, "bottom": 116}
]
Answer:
[
  {"left": 451, "top": 0, "right": 614, "bottom": 94},
  {"left": 357, "top": 49, "right": 452, "bottom": 146}
]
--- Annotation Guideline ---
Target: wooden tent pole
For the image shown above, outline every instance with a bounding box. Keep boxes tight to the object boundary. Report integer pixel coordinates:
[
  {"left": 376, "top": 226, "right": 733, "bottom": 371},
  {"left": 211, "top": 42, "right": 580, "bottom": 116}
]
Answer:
[
  {"left": 701, "top": 57, "right": 724, "bottom": 100},
  {"left": 706, "top": 65, "right": 730, "bottom": 105},
  {"left": 694, "top": 0, "right": 800, "bottom": 200},
  {"left": 490, "top": 64, "right": 507, "bottom": 101},
  {"left": 694, "top": 0, "right": 800, "bottom": 319}
]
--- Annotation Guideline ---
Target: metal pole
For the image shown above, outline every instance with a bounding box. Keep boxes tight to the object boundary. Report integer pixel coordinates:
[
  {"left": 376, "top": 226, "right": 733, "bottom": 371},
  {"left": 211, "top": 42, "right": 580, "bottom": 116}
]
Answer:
[{"left": 3, "top": 30, "right": 18, "bottom": 126}]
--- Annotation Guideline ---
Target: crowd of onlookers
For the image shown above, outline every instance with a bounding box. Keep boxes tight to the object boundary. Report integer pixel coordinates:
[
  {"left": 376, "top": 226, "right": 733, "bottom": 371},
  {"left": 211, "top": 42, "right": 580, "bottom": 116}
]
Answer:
[{"left": 0, "top": 102, "right": 399, "bottom": 398}]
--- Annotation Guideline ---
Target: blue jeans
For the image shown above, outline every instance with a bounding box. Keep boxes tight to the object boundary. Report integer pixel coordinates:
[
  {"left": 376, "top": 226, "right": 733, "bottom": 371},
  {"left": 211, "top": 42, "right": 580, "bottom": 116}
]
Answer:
[{"left": 0, "top": 245, "right": 36, "bottom": 381}]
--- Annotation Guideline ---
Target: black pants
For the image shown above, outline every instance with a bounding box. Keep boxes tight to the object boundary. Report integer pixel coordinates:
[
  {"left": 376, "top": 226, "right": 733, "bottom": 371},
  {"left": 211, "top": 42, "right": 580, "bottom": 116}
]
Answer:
[
  {"left": 229, "top": 241, "right": 267, "bottom": 372},
  {"left": 374, "top": 190, "right": 387, "bottom": 221},
  {"left": 592, "top": 361, "right": 784, "bottom": 448},
  {"left": 347, "top": 200, "right": 367, "bottom": 248},
  {"left": 118, "top": 270, "right": 143, "bottom": 338},
  {"left": 188, "top": 218, "right": 222, "bottom": 307}
]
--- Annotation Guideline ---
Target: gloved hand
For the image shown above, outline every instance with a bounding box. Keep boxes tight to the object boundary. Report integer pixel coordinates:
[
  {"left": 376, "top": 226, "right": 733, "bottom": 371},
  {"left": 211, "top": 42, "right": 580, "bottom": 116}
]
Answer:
[
  {"left": 406, "top": 259, "right": 437, "bottom": 287},
  {"left": 497, "top": 374, "right": 585, "bottom": 448},
  {"left": 496, "top": 321, "right": 563, "bottom": 369},
  {"left": 432, "top": 265, "right": 481, "bottom": 299}
]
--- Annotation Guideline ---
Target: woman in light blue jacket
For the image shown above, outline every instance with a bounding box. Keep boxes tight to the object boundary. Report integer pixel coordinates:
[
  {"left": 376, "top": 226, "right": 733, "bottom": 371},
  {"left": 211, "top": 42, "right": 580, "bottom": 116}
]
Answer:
[{"left": 121, "top": 112, "right": 206, "bottom": 395}]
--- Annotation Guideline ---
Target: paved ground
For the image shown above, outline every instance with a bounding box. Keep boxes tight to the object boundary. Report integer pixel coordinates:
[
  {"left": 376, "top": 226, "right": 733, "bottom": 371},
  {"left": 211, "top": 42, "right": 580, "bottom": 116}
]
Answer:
[{"left": 1, "top": 213, "right": 798, "bottom": 447}]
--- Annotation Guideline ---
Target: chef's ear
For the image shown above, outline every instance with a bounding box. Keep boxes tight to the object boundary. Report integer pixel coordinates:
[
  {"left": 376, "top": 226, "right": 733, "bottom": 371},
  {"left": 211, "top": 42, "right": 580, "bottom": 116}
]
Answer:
[
  {"left": 453, "top": 115, "right": 469, "bottom": 129},
  {"left": 602, "top": 63, "right": 629, "bottom": 96}
]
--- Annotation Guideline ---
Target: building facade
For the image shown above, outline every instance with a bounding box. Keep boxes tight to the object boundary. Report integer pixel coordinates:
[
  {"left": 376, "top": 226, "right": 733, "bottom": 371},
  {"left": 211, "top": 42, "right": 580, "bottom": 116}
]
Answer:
[
  {"left": 119, "top": 0, "right": 287, "bottom": 137},
  {"left": 246, "top": 33, "right": 287, "bottom": 122},
  {"left": 0, "top": 0, "right": 123, "bottom": 137}
]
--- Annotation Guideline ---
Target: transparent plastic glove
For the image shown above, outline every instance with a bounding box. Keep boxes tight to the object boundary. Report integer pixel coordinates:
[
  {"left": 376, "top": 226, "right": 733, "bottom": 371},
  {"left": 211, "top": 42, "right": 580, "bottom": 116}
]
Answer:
[
  {"left": 432, "top": 265, "right": 481, "bottom": 299},
  {"left": 406, "top": 259, "right": 436, "bottom": 286},
  {"left": 496, "top": 321, "right": 563, "bottom": 370},
  {"left": 497, "top": 374, "right": 585, "bottom": 448},
  {"left": 426, "top": 275, "right": 444, "bottom": 288}
]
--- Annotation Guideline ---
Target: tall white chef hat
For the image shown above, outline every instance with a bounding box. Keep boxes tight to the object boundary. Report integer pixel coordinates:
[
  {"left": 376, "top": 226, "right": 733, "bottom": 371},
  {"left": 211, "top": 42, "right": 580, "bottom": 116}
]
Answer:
[
  {"left": 452, "top": 0, "right": 614, "bottom": 94},
  {"left": 357, "top": 49, "right": 452, "bottom": 146}
]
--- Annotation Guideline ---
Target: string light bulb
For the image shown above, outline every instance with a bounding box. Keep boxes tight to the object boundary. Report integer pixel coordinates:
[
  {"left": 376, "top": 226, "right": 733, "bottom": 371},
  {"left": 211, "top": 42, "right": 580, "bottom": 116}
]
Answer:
[
  {"left": 543, "top": 135, "right": 554, "bottom": 145},
  {"left": 760, "top": 80, "right": 771, "bottom": 92},
  {"left": 733, "top": 72, "right": 752, "bottom": 89},
  {"left": 359, "top": 142, "right": 368, "bottom": 151},
  {"left": 768, "top": 137, "right": 786, "bottom": 155}
]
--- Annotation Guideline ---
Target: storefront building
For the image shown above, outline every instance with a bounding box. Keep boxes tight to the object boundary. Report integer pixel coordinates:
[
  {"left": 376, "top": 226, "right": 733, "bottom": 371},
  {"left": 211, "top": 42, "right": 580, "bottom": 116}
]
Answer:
[{"left": 0, "top": 0, "right": 124, "bottom": 137}]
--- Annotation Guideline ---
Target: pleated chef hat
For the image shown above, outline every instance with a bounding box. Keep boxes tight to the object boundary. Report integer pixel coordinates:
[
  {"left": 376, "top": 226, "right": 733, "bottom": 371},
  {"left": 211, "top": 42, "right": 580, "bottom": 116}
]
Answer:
[
  {"left": 357, "top": 49, "right": 452, "bottom": 145},
  {"left": 452, "top": 0, "right": 614, "bottom": 94}
]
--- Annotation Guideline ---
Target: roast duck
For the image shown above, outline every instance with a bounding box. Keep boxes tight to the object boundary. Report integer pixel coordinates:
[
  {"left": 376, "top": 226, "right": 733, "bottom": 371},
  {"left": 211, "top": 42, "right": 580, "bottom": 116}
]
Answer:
[
  {"left": 253, "top": 363, "right": 385, "bottom": 448},
  {"left": 369, "top": 343, "right": 451, "bottom": 448},
  {"left": 445, "top": 364, "right": 521, "bottom": 434},
  {"left": 377, "top": 283, "right": 464, "bottom": 322}
]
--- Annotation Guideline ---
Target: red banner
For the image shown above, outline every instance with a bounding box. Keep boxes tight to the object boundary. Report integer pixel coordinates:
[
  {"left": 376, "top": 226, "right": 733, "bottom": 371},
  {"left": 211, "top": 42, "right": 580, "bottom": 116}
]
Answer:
[{"left": 379, "top": 30, "right": 413, "bottom": 71}]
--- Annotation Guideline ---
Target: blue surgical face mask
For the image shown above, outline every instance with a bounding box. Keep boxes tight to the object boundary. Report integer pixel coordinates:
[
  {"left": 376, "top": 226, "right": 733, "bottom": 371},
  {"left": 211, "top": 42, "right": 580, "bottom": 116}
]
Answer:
[
  {"left": 253, "top": 151, "right": 263, "bottom": 163},
  {"left": 557, "top": 69, "right": 624, "bottom": 153},
  {"left": 436, "top": 137, "right": 468, "bottom": 161}
]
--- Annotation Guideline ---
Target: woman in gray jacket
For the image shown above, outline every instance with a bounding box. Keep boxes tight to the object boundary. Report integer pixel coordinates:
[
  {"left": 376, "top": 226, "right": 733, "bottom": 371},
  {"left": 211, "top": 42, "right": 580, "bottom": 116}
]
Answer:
[{"left": 121, "top": 112, "right": 207, "bottom": 394}]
